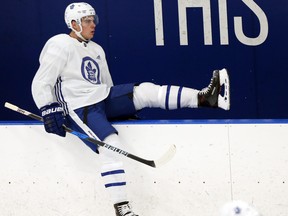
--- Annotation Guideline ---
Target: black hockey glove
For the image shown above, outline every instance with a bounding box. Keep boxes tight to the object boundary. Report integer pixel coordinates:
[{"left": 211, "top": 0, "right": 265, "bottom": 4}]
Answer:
[{"left": 40, "top": 102, "right": 66, "bottom": 137}]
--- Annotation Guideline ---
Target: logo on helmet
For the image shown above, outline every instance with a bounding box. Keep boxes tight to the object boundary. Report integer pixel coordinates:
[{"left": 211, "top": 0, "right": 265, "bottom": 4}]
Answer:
[
  {"left": 81, "top": 56, "right": 101, "bottom": 84},
  {"left": 65, "top": 3, "right": 97, "bottom": 29}
]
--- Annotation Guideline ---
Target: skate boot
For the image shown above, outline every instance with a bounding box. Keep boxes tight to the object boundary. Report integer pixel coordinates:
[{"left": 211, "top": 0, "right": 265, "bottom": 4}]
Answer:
[
  {"left": 114, "top": 201, "right": 139, "bottom": 216},
  {"left": 198, "top": 68, "right": 230, "bottom": 110}
]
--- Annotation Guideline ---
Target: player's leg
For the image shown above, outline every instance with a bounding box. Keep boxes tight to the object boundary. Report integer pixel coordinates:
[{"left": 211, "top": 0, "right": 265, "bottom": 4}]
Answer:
[
  {"left": 133, "top": 68, "right": 230, "bottom": 111},
  {"left": 65, "top": 105, "right": 138, "bottom": 216},
  {"left": 100, "top": 134, "right": 139, "bottom": 216}
]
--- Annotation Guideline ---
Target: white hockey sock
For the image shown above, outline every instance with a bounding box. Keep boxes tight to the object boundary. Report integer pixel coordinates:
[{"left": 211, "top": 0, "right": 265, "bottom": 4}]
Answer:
[
  {"left": 99, "top": 134, "right": 128, "bottom": 204},
  {"left": 133, "top": 82, "right": 199, "bottom": 110}
]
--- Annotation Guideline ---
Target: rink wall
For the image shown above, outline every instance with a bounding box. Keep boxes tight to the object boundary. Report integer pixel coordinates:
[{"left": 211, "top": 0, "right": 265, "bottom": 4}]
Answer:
[{"left": 0, "top": 120, "right": 287, "bottom": 216}]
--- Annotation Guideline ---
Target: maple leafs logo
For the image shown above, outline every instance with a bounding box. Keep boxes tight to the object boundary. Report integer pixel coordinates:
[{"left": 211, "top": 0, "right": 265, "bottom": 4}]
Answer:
[
  {"left": 86, "top": 61, "right": 97, "bottom": 81},
  {"left": 81, "top": 57, "right": 101, "bottom": 84}
]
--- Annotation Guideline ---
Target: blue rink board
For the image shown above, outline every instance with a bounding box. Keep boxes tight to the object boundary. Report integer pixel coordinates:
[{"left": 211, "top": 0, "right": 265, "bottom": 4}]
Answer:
[{"left": 1, "top": 119, "right": 288, "bottom": 125}]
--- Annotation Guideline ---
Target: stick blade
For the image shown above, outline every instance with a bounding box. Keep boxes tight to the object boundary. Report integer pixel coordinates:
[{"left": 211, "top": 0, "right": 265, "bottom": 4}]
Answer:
[{"left": 154, "top": 144, "right": 176, "bottom": 168}]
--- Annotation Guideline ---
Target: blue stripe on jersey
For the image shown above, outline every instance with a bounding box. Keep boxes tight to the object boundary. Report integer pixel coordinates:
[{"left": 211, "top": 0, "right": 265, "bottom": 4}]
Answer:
[
  {"left": 165, "top": 85, "right": 171, "bottom": 110},
  {"left": 101, "top": 169, "right": 125, "bottom": 177},
  {"left": 177, "top": 86, "right": 183, "bottom": 109},
  {"left": 104, "top": 182, "right": 126, "bottom": 188},
  {"left": 55, "top": 77, "right": 69, "bottom": 115}
]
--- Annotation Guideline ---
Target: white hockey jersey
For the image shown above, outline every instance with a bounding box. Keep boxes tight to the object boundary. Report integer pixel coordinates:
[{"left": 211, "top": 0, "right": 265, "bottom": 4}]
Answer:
[{"left": 31, "top": 34, "right": 113, "bottom": 114}]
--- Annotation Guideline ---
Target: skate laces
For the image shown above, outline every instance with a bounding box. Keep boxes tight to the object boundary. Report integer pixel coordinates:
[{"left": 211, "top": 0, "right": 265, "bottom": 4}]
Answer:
[
  {"left": 199, "top": 77, "right": 214, "bottom": 95},
  {"left": 199, "top": 70, "right": 220, "bottom": 96},
  {"left": 117, "top": 203, "right": 137, "bottom": 216}
]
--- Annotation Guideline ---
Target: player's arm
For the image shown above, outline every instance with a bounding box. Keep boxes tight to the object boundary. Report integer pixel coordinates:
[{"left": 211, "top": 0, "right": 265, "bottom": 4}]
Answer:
[{"left": 31, "top": 38, "right": 67, "bottom": 137}]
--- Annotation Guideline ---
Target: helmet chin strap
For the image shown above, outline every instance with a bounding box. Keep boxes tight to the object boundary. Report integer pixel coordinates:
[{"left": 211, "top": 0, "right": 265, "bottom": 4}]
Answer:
[{"left": 72, "top": 25, "right": 89, "bottom": 42}]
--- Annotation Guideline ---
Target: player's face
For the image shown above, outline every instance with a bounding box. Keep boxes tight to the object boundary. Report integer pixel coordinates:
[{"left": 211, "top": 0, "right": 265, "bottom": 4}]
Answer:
[{"left": 80, "top": 16, "right": 96, "bottom": 40}]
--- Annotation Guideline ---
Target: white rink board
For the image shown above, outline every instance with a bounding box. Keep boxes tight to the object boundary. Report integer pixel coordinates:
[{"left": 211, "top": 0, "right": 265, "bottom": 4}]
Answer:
[{"left": 0, "top": 120, "right": 287, "bottom": 216}]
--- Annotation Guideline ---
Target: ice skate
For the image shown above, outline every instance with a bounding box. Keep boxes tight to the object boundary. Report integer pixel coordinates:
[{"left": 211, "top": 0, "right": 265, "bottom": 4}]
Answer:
[
  {"left": 114, "top": 201, "right": 139, "bottom": 216},
  {"left": 198, "top": 68, "right": 230, "bottom": 110}
]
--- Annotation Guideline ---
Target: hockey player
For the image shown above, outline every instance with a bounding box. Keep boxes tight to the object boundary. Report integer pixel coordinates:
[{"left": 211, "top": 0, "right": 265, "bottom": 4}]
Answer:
[{"left": 31, "top": 2, "right": 230, "bottom": 216}]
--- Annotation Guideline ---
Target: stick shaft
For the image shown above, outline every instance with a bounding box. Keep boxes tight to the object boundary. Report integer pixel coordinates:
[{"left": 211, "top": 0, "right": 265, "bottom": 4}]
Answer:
[{"left": 4, "top": 102, "right": 156, "bottom": 167}]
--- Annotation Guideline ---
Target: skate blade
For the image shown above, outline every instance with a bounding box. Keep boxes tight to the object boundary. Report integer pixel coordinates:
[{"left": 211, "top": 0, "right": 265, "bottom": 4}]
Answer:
[{"left": 218, "top": 68, "right": 230, "bottom": 110}]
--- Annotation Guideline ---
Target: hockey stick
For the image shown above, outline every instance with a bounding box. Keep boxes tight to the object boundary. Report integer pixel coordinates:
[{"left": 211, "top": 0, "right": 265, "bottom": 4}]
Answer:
[{"left": 4, "top": 102, "right": 176, "bottom": 168}]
